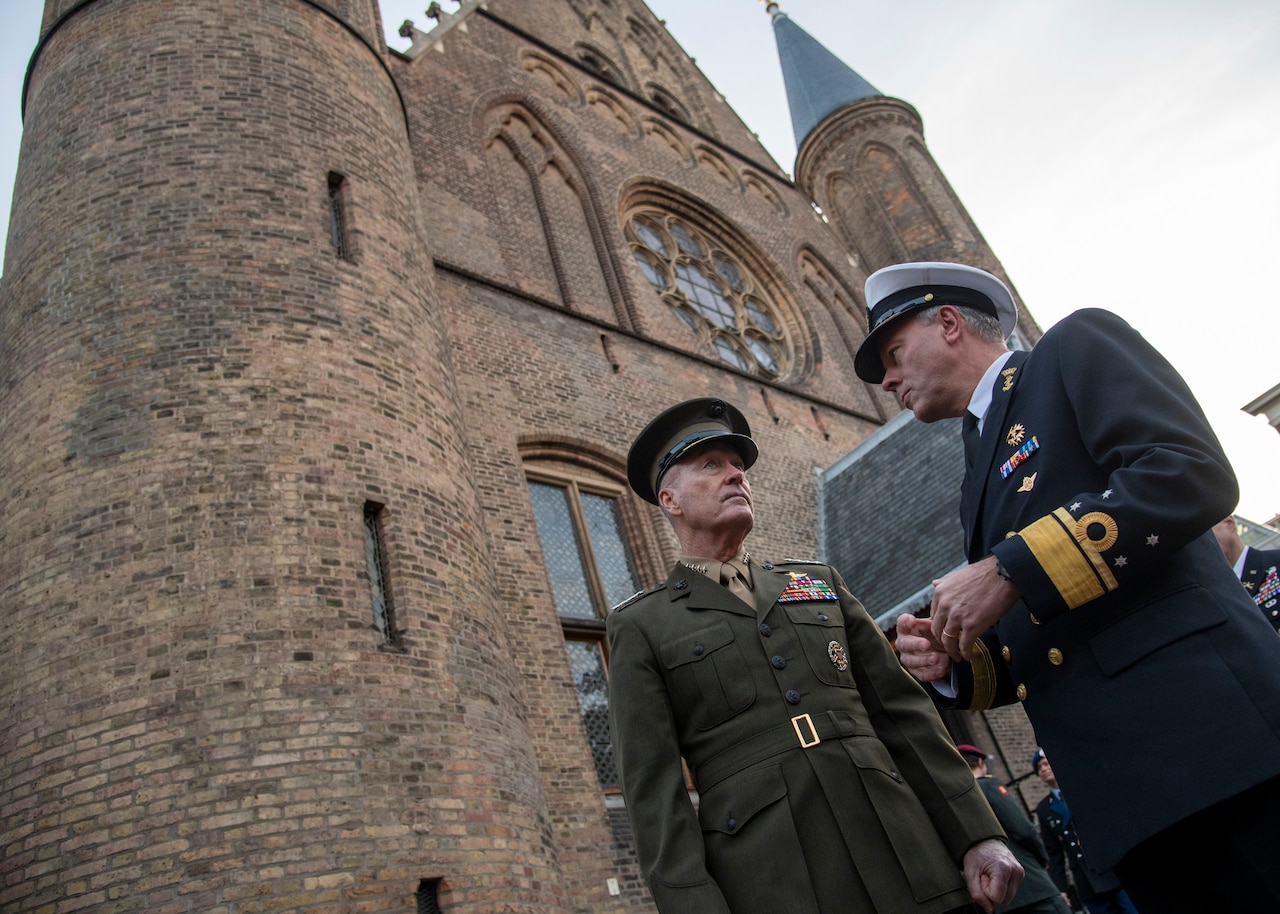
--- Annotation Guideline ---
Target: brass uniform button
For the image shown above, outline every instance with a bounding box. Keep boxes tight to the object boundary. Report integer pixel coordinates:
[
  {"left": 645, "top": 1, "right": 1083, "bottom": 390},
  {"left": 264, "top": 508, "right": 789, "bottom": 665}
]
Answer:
[
  {"left": 1001, "top": 645, "right": 1011, "bottom": 661},
  {"left": 1016, "top": 684, "right": 1028, "bottom": 701},
  {"left": 1048, "top": 648, "right": 1064, "bottom": 665}
]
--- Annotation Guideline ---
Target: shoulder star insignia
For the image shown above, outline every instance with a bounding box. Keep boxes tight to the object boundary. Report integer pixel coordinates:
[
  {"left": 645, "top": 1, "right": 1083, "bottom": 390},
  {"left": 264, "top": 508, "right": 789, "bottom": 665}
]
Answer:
[
  {"left": 1114, "top": 556, "right": 1128, "bottom": 568},
  {"left": 1146, "top": 534, "right": 1160, "bottom": 546},
  {"left": 1102, "top": 489, "right": 1113, "bottom": 499},
  {"left": 1070, "top": 502, "right": 1082, "bottom": 512}
]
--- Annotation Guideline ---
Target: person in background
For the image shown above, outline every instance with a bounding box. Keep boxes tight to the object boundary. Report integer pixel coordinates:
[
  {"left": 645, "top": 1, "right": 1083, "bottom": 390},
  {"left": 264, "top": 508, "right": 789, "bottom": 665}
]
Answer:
[
  {"left": 955, "top": 744, "right": 1070, "bottom": 914},
  {"left": 856, "top": 260, "right": 1280, "bottom": 912},
  {"left": 1031, "top": 750, "right": 1137, "bottom": 914},
  {"left": 607, "top": 397, "right": 1022, "bottom": 914},
  {"left": 1212, "top": 515, "right": 1280, "bottom": 632}
]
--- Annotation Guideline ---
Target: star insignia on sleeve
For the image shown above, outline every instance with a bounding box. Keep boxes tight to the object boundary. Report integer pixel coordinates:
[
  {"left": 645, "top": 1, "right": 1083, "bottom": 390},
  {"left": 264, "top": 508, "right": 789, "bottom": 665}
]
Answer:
[
  {"left": 1114, "top": 555, "right": 1128, "bottom": 568},
  {"left": 1070, "top": 502, "right": 1082, "bottom": 512},
  {"left": 1146, "top": 534, "right": 1159, "bottom": 546},
  {"left": 1102, "top": 489, "right": 1113, "bottom": 499}
]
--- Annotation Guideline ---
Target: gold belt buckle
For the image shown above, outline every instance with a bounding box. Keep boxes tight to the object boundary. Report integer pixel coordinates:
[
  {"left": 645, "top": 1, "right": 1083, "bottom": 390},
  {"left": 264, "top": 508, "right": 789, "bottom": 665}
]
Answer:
[{"left": 791, "top": 713, "right": 820, "bottom": 748}]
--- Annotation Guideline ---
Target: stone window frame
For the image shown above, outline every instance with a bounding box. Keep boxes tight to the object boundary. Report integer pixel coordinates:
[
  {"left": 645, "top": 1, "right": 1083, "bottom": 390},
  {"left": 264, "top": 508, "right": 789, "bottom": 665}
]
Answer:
[{"left": 623, "top": 196, "right": 799, "bottom": 381}]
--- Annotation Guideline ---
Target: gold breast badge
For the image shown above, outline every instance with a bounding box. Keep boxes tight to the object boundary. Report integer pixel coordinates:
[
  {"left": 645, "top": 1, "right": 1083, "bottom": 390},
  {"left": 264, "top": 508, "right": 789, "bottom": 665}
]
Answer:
[
  {"left": 1006, "top": 424, "right": 1026, "bottom": 447},
  {"left": 1017, "top": 472, "right": 1037, "bottom": 493},
  {"left": 1001, "top": 366, "right": 1018, "bottom": 392},
  {"left": 828, "top": 641, "right": 850, "bottom": 672}
]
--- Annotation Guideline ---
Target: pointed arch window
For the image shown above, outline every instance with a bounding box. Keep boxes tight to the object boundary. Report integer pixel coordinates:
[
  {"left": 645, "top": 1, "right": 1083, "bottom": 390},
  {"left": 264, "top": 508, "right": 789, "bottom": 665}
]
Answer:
[{"left": 627, "top": 212, "right": 790, "bottom": 379}]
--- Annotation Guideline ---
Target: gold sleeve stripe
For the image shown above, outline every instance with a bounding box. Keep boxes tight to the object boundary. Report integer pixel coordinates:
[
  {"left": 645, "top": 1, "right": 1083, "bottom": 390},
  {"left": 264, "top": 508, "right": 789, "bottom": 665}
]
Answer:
[
  {"left": 968, "top": 637, "right": 997, "bottom": 710},
  {"left": 1017, "top": 509, "right": 1113, "bottom": 610}
]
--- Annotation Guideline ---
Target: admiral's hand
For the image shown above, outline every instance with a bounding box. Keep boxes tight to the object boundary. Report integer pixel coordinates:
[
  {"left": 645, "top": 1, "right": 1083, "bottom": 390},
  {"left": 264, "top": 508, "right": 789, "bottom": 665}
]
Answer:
[
  {"left": 895, "top": 613, "right": 951, "bottom": 683},
  {"left": 929, "top": 556, "right": 1021, "bottom": 663},
  {"left": 962, "top": 838, "right": 1024, "bottom": 913}
]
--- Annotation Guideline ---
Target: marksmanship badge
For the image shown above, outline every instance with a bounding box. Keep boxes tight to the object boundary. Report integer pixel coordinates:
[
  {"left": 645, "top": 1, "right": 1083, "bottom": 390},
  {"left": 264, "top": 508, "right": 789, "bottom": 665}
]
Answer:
[{"left": 828, "top": 641, "right": 849, "bottom": 671}]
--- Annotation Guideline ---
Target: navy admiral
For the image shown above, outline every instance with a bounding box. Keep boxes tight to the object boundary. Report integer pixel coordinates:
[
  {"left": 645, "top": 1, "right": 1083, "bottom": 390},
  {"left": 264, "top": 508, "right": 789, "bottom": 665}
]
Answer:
[
  {"left": 858, "top": 261, "right": 1280, "bottom": 911},
  {"left": 606, "top": 397, "right": 1022, "bottom": 914},
  {"left": 1212, "top": 514, "right": 1280, "bottom": 632}
]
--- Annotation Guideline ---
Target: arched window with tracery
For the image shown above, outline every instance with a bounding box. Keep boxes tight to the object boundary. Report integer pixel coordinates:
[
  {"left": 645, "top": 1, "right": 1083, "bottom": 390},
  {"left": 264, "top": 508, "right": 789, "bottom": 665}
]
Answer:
[{"left": 626, "top": 209, "right": 792, "bottom": 379}]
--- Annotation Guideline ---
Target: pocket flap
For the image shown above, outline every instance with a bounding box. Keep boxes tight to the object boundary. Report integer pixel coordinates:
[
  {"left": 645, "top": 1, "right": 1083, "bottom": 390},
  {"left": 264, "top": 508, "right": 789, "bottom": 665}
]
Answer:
[
  {"left": 1089, "top": 585, "right": 1226, "bottom": 675},
  {"left": 660, "top": 621, "right": 736, "bottom": 669},
  {"left": 699, "top": 764, "right": 788, "bottom": 835}
]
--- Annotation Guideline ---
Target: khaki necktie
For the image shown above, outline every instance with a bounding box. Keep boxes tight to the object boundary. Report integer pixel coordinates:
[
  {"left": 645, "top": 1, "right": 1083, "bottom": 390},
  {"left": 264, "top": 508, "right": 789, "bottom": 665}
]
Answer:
[{"left": 720, "top": 559, "right": 754, "bottom": 606}]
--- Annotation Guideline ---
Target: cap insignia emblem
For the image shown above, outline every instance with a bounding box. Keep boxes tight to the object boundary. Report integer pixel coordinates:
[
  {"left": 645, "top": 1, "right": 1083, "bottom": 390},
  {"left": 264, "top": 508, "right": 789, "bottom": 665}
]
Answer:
[{"left": 828, "top": 640, "right": 850, "bottom": 671}]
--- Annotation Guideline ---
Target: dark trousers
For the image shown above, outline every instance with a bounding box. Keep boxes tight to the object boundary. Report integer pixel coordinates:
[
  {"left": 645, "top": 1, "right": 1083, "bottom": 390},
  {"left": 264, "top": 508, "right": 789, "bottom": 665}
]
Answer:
[
  {"left": 1082, "top": 889, "right": 1137, "bottom": 914},
  {"left": 1114, "top": 775, "right": 1280, "bottom": 913}
]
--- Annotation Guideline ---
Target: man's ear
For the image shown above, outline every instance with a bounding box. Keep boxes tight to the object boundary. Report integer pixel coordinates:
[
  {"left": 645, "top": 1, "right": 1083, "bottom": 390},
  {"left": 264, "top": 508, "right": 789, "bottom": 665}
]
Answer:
[
  {"left": 936, "top": 304, "right": 965, "bottom": 342},
  {"left": 658, "top": 486, "right": 682, "bottom": 517}
]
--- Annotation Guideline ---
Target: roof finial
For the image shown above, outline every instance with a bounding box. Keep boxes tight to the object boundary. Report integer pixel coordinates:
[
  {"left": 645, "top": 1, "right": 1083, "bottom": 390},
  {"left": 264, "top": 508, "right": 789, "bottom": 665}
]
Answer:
[{"left": 761, "top": 1, "right": 781, "bottom": 15}]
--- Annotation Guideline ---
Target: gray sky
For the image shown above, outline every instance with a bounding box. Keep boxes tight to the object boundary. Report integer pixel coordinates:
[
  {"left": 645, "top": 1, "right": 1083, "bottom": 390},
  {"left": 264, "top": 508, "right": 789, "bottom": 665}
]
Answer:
[{"left": 4, "top": 1, "right": 1279, "bottom": 521}]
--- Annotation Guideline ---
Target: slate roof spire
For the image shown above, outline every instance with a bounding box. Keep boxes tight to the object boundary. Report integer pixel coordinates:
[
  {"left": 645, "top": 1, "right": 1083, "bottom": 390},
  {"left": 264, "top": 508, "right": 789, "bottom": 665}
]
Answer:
[{"left": 766, "top": 2, "right": 882, "bottom": 148}]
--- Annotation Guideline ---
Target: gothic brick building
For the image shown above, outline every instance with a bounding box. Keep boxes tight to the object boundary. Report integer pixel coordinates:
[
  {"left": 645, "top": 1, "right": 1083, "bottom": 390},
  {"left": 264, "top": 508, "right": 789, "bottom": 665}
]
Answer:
[{"left": 0, "top": 1, "right": 1040, "bottom": 911}]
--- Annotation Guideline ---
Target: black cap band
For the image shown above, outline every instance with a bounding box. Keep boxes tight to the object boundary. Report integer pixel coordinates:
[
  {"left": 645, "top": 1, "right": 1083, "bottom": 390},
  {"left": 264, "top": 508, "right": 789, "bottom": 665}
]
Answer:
[{"left": 867, "top": 284, "right": 998, "bottom": 334}]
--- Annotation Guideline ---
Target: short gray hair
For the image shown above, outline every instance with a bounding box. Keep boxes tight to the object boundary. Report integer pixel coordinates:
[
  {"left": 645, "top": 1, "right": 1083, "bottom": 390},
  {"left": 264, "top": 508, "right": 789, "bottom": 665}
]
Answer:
[{"left": 915, "top": 304, "right": 1007, "bottom": 345}]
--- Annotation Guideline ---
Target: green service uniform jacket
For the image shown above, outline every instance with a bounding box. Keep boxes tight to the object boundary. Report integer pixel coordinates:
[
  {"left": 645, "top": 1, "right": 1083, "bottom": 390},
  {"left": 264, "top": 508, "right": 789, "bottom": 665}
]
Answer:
[{"left": 607, "top": 559, "right": 1004, "bottom": 914}]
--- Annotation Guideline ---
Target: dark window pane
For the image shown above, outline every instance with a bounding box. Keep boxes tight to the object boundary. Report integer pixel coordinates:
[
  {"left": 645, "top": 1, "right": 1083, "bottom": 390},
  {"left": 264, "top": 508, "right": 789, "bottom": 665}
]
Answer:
[
  {"left": 714, "top": 253, "right": 745, "bottom": 291},
  {"left": 669, "top": 221, "right": 704, "bottom": 258},
  {"left": 528, "top": 481, "right": 596, "bottom": 619},
  {"left": 675, "top": 263, "right": 735, "bottom": 330},
  {"left": 713, "top": 338, "right": 751, "bottom": 372},
  {"left": 632, "top": 218, "right": 669, "bottom": 256},
  {"left": 566, "top": 639, "right": 618, "bottom": 789},
  {"left": 633, "top": 250, "right": 666, "bottom": 290},
  {"left": 580, "top": 492, "right": 638, "bottom": 608}
]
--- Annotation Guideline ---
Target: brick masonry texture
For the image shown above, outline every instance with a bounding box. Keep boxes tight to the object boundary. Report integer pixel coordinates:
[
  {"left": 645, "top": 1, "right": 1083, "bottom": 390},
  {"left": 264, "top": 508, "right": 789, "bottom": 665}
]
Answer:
[{"left": 0, "top": 0, "right": 1040, "bottom": 911}]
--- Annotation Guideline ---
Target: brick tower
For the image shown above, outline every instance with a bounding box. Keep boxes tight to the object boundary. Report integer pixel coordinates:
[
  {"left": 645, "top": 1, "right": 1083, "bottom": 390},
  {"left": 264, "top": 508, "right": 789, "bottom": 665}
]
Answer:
[
  {"left": 1, "top": 1, "right": 1038, "bottom": 911},
  {"left": 0, "top": 0, "right": 571, "bottom": 910}
]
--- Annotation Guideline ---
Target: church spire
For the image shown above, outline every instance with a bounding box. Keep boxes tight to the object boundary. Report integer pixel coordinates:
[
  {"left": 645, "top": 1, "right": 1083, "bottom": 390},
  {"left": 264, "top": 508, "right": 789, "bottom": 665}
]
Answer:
[{"left": 766, "top": 2, "right": 882, "bottom": 149}]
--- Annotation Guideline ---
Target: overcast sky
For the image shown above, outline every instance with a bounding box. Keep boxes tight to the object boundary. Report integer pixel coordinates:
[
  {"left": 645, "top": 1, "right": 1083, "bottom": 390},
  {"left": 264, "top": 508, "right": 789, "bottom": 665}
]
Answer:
[{"left": 3, "top": 1, "right": 1278, "bottom": 521}]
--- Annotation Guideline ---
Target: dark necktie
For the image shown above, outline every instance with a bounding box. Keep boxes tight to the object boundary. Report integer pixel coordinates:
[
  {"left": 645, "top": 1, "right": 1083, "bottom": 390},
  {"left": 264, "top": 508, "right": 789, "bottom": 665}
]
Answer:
[{"left": 962, "top": 410, "right": 981, "bottom": 468}]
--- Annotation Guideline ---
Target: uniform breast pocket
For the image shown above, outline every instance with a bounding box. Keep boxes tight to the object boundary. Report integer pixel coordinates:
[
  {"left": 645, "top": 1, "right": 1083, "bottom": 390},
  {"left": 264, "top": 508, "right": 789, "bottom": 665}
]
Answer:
[
  {"left": 783, "top": 603, "right": 856, "bottom": 688},
  {"left": 660, "top": 621, "right": 755, "bottom": 730}
]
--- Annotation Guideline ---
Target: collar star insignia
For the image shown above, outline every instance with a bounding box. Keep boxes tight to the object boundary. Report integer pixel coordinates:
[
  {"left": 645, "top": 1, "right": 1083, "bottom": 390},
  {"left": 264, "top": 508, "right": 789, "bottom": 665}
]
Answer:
[
  {"left": 1146, "top": 534, "right": 1160, "bottom": 546},
  {"left": 1245, "top": 581, "right": 1256, "bottom": 591},
  {"left": 1006, "top": 424, "right": 1026, "bottom": 447},
  {"left": 1114, "top": 555, "right": 1128, "bottom": 568}
]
